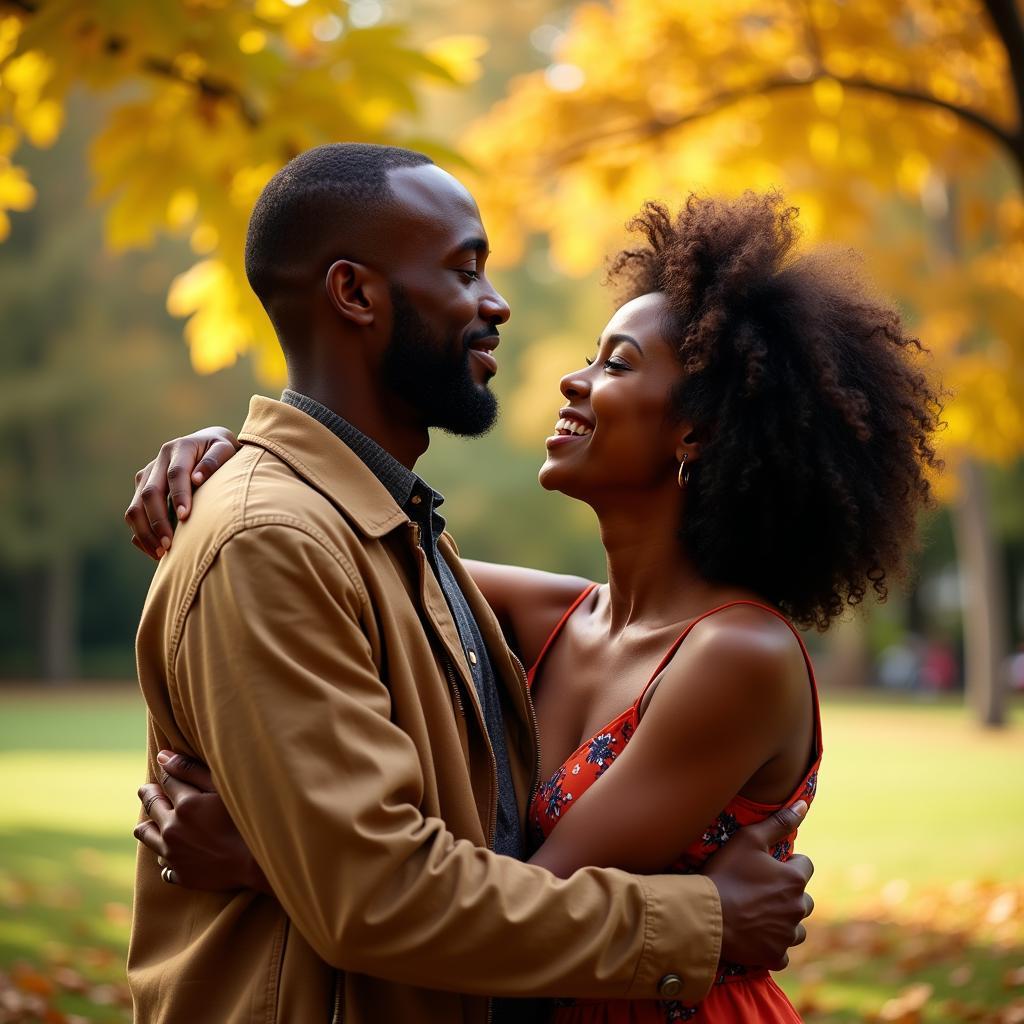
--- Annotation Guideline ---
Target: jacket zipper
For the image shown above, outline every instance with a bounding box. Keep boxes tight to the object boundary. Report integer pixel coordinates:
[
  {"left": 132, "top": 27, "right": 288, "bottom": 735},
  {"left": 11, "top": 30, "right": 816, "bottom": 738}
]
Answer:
[
  {"left": 509, "top": 651, "right": 542, "bottom": 810},
  {"left": 331, "top": 971, "right": 343, "bottom": 1024},
  {"left": 444, "top": 656, "right": 466, "bottom": 720}
]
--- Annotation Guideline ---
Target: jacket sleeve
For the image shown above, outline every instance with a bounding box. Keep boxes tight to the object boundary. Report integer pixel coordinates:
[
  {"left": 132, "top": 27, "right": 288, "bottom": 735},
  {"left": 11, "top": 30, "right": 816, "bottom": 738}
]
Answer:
[{"left": 171, "top": 523, "right": 722, "bottom": 1002}]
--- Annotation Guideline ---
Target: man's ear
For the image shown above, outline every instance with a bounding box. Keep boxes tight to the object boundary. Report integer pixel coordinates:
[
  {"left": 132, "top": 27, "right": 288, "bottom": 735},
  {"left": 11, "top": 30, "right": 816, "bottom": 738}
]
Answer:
[{"left": 325, "top": 260, "right": 387, "bottom": 326}]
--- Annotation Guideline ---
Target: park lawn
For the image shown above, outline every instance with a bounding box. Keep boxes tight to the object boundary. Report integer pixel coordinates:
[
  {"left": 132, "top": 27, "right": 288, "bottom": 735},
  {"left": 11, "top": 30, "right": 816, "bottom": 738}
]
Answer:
[{"left": 0, "top": 687, "right": 1022, "bottom": 1023}]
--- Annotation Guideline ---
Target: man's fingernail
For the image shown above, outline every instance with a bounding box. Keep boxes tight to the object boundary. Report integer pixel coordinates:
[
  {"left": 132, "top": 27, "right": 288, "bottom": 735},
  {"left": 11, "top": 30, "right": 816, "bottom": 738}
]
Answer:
[
  {"left": 192, "top": 471, "right": 203, "bottom": 483},
  {"left": 156, "top": 751, "right": 172, "bottom": 765},
  {"left": 160, "top": 536, "right": 171, "bottom": 550},
  {"left": 177, "top": 505, "right": 187, "bottom": 519}
]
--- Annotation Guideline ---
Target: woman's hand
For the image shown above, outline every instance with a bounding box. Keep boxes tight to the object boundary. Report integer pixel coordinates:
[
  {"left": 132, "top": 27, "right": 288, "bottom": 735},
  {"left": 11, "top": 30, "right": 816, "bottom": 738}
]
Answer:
[
  {"left": 134, "top": 751, "right": 270, "bottom": 894},
  {"left": 125, "top": 426, "right": 240, "bottom": 559}
]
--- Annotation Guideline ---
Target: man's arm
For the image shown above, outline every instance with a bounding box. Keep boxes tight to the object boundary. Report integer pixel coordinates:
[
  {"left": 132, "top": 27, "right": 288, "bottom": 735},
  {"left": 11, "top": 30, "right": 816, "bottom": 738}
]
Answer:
[{"left": 172, "top": 522, "right": 723, "bottom": 1002}]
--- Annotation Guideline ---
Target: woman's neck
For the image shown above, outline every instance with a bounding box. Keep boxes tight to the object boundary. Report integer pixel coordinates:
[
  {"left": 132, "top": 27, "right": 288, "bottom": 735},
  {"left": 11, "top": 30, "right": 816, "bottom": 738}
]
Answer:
[{"left": 594, "top": 492, "right": 715, "bottom": 636}]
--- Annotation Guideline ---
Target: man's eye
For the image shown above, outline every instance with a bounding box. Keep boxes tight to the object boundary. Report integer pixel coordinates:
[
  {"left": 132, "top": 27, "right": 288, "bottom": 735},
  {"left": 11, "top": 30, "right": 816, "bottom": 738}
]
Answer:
[{"left": 458, "top": 269, "right": 480, "bottom": 281}]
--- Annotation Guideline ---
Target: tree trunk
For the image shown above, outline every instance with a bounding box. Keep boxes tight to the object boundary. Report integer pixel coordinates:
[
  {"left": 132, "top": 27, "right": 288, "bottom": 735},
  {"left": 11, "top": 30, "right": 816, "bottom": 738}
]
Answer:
[
  {"left": 952, "top": 458, "right": 1009, "bottom": 726},
  {"left": 41, "top": 548, "right": 78, "bottom": 683},
  {"left": 825, "top": 612, "right": 872, "bottom": 689}
]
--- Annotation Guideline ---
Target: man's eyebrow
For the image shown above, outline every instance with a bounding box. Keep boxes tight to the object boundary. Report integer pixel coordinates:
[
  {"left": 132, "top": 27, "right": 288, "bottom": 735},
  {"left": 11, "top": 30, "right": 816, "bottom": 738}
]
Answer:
[
  {"left": 451, "top": 237, "right": 489, "bottom": 257},
  {"left": 604, "top": 332, "right": 644, "bottom": 354}
]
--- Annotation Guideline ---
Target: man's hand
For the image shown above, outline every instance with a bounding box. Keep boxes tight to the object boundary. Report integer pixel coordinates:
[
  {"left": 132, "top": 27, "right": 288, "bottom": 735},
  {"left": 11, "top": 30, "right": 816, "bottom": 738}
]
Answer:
[
  {"left": 134, "top": 751, "right": 269, "bottom": 893},
  {"left": 703, "top": 801, "right": 814, "bottom": 970},
  {"left": 124, "top": 427, "right": 240, "bottom": 559}
]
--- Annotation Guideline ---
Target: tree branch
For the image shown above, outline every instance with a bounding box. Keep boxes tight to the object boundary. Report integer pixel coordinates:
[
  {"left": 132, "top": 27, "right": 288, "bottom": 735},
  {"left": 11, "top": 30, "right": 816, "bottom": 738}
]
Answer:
[
  {"left": 138, "top": 52, "right": 261, "bottom": 127},
  {"left": 0, "top": 5, "right": 261, "bottom": 128},
  {"left": 554, "top": 71, "right": 1024, "bottom": 183},
  {"left": 982, "top": 0, "right": 1024, "bottom": 131}
]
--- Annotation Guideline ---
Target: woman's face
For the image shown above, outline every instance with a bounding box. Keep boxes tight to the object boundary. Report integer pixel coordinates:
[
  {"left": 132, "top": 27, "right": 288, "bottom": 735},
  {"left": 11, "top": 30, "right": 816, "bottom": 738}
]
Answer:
[{"left": 538, "top": 291, "right": 687, "bottom": 501}]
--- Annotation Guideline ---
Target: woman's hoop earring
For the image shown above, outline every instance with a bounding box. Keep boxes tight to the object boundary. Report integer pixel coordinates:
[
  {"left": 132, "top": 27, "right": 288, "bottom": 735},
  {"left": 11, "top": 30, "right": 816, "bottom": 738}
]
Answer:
[{"left": 678, "top": 453, "right": 690, "bottom": 488}]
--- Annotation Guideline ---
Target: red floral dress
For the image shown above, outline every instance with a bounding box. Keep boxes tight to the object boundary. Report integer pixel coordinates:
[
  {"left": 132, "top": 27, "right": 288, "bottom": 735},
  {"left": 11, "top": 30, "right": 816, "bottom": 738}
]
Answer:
[{"left": 528, "top": 585, "right": 822, "bottom": 1024}]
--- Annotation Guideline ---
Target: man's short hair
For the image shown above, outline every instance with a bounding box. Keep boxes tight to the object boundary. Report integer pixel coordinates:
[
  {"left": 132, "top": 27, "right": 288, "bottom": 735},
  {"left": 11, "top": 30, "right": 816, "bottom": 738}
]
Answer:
[{"left": 244, "top": 143, "right": 434, "bottom": 301}]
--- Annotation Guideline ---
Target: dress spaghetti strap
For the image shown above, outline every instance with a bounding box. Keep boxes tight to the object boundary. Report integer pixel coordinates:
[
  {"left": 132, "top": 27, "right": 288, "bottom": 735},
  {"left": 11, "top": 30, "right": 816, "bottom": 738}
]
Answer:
[
  {"left": 527, "top": 583, "right": 598, "bottom": 687},
  {"left": 635, "top": 599, "right": 822, "bottom": 758}
]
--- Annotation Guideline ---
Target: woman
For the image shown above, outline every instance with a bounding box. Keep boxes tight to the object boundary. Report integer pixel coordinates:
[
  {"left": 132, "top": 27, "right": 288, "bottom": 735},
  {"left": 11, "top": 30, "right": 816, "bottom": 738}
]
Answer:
[{"left": 128, "top": 192, "right": 942, "bottom": 1022}]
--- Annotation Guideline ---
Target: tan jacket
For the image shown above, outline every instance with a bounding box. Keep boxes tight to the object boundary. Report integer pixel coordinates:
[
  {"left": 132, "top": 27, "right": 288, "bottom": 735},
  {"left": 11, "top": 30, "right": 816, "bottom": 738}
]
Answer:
[{"left": 128, "top": 396, "right": 721, "bottom": 1024}]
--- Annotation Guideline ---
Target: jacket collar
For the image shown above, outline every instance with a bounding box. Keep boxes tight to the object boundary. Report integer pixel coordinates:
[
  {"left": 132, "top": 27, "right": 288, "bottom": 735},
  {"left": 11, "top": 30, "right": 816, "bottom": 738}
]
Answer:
[{"left": 238, "top": 395, "right": 411, "bottom": 538}]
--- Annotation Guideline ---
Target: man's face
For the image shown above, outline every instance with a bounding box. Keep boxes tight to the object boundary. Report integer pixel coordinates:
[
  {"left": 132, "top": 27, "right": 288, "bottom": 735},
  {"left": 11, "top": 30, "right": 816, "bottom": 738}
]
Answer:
[
  {"left": 379, "top": 165, "right": 511, "bottom": 436},
  {"left": 382, "top": 283, "right": 501, "bottom": 436}
]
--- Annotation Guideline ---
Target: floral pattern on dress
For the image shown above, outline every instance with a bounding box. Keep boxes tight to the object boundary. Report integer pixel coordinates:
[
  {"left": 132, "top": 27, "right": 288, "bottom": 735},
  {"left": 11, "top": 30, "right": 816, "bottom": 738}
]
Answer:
[
  {"left": 772, "top": 839, "right": 793, "bottom": 861},
  {"left": 700, "top": 811, "right": 740, "bottom": 849},
  {"left": 585, "top": 732, "right": 618, "bottom": 776},
  {"left": 801, "top": 770, "right": 818, "bottom": 800},
  {"left": 661, "top": 1001, "right": 698, "bottom": 1021},
  {"left": 538, "top": 765, "right": 573, "bottom": 821}
]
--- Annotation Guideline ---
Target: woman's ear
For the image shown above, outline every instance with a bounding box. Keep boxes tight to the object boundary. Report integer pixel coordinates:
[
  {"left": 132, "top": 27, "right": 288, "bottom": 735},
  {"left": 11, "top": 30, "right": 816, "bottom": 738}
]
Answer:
[
  {"left": 325, "top": 260, "right": 387, "bottom": 327},
  {"left": 675, "top": 426, "right": 701, "bottom": 466}
]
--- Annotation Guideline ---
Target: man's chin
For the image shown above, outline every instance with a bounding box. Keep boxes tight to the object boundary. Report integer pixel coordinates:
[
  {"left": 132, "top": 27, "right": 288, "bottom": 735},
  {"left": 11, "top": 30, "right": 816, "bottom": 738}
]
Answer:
[{"left": 433, "top": 394, "right": 499, "bottom": 438}]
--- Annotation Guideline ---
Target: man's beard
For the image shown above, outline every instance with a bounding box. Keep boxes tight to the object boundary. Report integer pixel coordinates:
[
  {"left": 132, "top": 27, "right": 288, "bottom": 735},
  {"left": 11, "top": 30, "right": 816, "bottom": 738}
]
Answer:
[{"left": 381, "top": 284, "right": 499, "bottom": 437}]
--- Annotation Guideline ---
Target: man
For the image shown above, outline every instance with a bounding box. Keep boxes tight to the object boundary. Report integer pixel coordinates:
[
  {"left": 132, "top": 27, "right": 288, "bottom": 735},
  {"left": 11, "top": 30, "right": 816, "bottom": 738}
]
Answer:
[{"left": 126, "top": 143, "right": 812, "bottom": 1023}]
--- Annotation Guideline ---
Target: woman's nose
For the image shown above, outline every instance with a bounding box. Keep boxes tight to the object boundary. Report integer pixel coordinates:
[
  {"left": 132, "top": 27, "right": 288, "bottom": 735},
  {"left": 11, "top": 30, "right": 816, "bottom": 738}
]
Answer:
[{"left": 560, "top": 369, "right": 592, "bottom": 400}]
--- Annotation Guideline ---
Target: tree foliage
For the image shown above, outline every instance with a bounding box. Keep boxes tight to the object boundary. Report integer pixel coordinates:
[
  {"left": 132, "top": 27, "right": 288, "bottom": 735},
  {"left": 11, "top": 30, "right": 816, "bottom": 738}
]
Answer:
[
  {"left": 0, "top": 0, "right": 484, "bottom": 378},
  {"left": 466, "top": 0, "right": 1024, "bottom": 473}
]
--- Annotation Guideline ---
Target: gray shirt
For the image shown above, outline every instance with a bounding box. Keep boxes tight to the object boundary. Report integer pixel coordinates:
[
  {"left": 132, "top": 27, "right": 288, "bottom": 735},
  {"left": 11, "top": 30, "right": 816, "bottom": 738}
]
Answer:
[{"left": 281, "top": 390, "right": 524, "bottom": 860}]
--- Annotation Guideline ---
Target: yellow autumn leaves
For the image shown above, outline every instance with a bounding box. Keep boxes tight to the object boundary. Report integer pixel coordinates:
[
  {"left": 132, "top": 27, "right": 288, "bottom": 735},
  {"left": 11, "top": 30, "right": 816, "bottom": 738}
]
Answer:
[
  {"left": 0, "top": 0, "right": 485, "bottom": 373},
  {"left": 2, "top": 0, "right": 1023, "bottom": 481},
  {"left": 463, "top": 0, "right": 1024, "bottom": 476}
]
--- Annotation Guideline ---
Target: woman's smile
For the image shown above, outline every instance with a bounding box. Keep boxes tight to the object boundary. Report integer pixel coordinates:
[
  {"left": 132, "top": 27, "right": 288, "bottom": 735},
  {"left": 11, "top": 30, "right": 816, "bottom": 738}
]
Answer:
[{"left": 546, "top": 409, "right": 594, "bottom": 449}]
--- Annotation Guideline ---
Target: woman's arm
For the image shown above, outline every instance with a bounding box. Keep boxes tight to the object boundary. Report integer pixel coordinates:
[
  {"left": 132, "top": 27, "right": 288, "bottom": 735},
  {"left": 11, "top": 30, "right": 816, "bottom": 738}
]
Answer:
[
  {"left": 125, "top": 426, "right": 240, "bottom": 559},
  {"left": 461, "top": 560, "right": 593, "bottom": 667},
  {"left": 528, "top": 607, "right": 812, "bottom": 878}
]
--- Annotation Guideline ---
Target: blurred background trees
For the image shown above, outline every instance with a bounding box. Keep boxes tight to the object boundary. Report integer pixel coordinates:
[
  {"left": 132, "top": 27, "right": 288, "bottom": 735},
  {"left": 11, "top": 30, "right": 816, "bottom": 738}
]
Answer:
[{"left": 1, "top": 0, "right": 1022, "bottom": 727}]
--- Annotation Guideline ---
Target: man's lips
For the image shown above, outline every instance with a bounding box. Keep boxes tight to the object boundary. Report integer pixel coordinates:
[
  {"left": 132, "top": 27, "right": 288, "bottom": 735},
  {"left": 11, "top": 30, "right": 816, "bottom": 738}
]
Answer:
[{"left": 468, "top": 335, "right": 499, "bottom": 376}]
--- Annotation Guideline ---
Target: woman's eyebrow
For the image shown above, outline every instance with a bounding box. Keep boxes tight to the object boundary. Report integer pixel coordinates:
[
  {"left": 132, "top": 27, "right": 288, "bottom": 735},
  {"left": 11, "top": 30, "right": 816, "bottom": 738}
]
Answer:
[{"left": 605, "top": 332, "right": 643, "bottom": 354}]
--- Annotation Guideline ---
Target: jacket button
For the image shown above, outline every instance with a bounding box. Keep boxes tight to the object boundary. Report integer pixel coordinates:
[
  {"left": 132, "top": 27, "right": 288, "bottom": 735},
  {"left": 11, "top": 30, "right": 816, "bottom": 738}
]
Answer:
[{"left": 658, "top": 974, "right": 683, "bottom": 998}]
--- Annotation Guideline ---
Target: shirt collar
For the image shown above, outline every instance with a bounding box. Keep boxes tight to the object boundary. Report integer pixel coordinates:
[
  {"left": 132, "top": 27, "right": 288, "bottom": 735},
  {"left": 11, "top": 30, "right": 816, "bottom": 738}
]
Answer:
[{"left": 281, "top": 389, "right": 443, "bottom": 515}]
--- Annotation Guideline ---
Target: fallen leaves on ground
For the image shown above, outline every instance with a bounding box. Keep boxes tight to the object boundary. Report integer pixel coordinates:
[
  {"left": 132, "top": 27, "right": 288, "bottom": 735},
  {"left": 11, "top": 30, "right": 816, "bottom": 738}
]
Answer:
[
  {"left": 1, "top": 873, "right": 1022, "bottom": 1022},
  {"left": 788, "top": 879, "right": 1024, "bottom": 1022}
]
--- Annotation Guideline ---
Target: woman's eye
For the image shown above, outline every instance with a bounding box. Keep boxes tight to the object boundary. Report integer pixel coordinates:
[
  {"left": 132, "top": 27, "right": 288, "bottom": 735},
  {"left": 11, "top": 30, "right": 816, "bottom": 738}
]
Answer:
[
  {"left": 584, "top": 356, "right": 594, "bottom": 366},
  {"left": 604, "top": 358, "right": 630, "bottom": 371}
]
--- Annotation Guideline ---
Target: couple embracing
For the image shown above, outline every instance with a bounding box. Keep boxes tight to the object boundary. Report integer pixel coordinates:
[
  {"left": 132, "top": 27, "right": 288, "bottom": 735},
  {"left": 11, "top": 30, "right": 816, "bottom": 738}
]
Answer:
[{"left": 124, "top": 143, "right": 941, "bottom": 1023}]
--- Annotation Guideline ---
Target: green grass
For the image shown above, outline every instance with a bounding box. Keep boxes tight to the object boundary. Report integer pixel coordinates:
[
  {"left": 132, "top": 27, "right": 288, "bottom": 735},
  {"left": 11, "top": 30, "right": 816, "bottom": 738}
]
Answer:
[{"left": 0, "top": 686, "right": 1022, "bottom": 1022}]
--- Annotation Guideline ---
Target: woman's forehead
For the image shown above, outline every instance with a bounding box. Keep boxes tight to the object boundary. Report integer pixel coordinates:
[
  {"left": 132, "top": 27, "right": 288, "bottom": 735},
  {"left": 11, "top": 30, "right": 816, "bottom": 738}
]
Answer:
[{"left": 603, "top": 292, "right": 669, "bottom": 340}]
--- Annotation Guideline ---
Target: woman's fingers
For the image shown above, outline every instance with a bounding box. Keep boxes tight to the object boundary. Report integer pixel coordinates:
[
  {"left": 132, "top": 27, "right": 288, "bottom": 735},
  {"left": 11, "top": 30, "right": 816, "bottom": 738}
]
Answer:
[
  {"left": 137, "top": 782, "right": 174, "bottom": 829},
  {"left": 159, "top": 751, "right": 216, "bottom": 792},
  {"left": 190, "top": 437, "right": 238, "bottom": 493},
  {"left": 124, "top": 459, "right": 165, "bottom": 559},
  {"left": 132, "top": 817, "right": 169, "bottom": 858}
]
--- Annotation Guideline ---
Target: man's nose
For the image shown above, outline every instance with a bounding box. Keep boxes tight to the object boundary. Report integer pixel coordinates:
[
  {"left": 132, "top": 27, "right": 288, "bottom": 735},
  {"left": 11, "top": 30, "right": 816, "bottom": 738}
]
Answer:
[{"left": 480, "top": 282, "right": 511, "bottom": 326}]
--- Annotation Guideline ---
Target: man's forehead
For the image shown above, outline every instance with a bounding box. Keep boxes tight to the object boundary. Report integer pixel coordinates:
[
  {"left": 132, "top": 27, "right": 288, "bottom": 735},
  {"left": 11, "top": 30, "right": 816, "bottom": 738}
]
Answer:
[{"left": 386, "top": 164, "right": 486, "bottom": 247}]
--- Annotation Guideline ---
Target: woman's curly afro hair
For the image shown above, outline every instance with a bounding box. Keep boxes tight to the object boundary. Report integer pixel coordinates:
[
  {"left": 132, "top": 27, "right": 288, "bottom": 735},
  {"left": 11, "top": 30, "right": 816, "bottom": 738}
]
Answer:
[{"left": 607, "top": 192, "right": 944, "bottom": 630}]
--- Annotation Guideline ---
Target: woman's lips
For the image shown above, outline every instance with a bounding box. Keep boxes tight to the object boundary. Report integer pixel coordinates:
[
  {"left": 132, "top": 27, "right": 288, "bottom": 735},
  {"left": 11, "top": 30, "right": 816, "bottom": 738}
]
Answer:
[
  {"left": 469, "top": 348, "right": 498, "bottom": 376},
  {"left": 545, "top": 432, "right": 589, "bottom": 450}
]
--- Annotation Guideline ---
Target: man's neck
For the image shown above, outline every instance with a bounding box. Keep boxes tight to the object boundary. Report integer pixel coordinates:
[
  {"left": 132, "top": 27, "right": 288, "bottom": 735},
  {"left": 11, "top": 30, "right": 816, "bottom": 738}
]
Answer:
[{"left": 286, "top": 377, "right": 430, "bottom": 470}]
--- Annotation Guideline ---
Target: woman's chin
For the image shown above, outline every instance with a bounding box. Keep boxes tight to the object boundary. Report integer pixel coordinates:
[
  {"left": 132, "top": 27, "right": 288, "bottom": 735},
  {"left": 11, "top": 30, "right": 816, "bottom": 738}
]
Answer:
[
  {"left": 538, "top": 460, "right": 585, "bottom": 499},
  {"left": 537, "top": 460, "right": 559, "bottom": 491}
]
